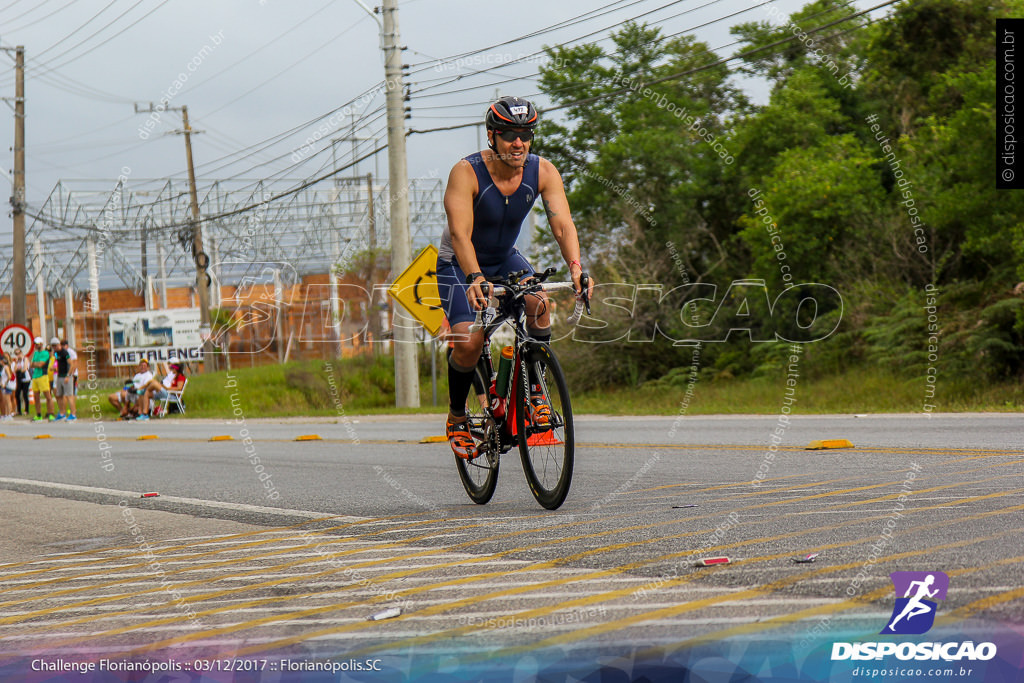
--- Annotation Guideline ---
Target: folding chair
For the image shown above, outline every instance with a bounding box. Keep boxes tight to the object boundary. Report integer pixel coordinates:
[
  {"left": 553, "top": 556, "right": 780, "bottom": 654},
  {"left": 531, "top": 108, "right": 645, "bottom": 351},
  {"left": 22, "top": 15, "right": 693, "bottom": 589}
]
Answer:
[{"left": 157, "top": 378, "right": 187, "bottom": 417}]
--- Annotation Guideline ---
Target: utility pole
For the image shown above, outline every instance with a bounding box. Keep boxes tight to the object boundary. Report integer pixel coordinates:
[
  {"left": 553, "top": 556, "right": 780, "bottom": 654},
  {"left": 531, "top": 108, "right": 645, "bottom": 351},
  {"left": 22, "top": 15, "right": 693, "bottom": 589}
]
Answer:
[
  {"left": 133, "top": 102, "right": 213, "bottom": 370},
  {"left": 34, "top": 238, "right": 45, "bottom": 341},
  {"left": 179, "top": 105, "right": 213, "bottom": 370},
  {"left": 9, "top": 46, "right": 26, "bottom": 325},
  {"left": 157, "top": 241, "right": 168, "bottom": 309},
  {"left": 380, "top": 0, "right": 419, "bottom": 407},
  {"left": 366, "top": 172, "right": 380, "bottom": 355}
]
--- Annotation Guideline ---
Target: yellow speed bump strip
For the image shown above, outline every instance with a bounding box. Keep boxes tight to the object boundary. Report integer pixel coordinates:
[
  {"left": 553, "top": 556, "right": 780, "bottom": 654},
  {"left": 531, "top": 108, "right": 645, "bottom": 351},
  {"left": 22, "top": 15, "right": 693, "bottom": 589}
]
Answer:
[
  {"left": 806, "top": 439, "right": 854, "bottom": 450},
  {"left": 137, "top": 435, "right": 159, "bottom": 441},
  {"left": 209, "top": 435, "right": 234, "bottom": 442},
  {"left": 294, "top": 434, "right": 322, "bottom": 441},
  {"left": 34, "top": 434, "right": 51, "bottom": 440},
  {"left": 420, "top": 435, "right": 447, "bottom": 444}
]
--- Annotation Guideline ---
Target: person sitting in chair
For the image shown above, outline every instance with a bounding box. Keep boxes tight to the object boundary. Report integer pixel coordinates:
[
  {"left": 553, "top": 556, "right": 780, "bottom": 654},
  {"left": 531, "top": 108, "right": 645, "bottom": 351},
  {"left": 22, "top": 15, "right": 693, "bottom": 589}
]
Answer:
[
  {"left": 108, "top": 359, "right": 153, "bottom": 419},
  {"left": 136, "top": 362, "right": 186, "bottom": 420}
]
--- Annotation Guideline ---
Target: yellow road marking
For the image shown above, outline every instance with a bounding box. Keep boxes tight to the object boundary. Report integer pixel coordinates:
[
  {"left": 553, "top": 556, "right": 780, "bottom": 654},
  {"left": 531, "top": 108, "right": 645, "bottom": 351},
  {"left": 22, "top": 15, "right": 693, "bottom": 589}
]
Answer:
[
  {"left": 9, "top": 465, "right": 903, "bottom": 594},
  {"left": 0, "top": 501, "right": 554, "bottom": 584},
  {"left": 0, "top": 514, "right": 515, "bottom": 613},
  {"left": 468, "top": 531, "right": 1024, "bottom": 663},
  {"left": 647, "top": 553, "right": 1024, "bottom": 657},
  {"left": 0, "top": 514, "right": 343, "bottom": 575},
  {"left": 0, "top": 512, "right": 460, "bottom": 586},
  {"left": 13, "top": 463, "right": 1024, "bottom": 653},
  {"left": 161, "top": 490, "right": 1024, "bottom": 657},
  {"left": 245, "top": 498, "right": 1024, "bottom": 658},
  {"left": 30, "top": 478, "right": 1024, "bottom": 649}
]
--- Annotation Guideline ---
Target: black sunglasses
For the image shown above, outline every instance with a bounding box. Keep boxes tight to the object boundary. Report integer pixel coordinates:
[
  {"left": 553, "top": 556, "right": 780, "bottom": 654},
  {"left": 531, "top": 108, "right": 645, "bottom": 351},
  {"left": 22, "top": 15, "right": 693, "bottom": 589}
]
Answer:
[{"left": 496, "top": 129, "right": 534, "bottom": 143}]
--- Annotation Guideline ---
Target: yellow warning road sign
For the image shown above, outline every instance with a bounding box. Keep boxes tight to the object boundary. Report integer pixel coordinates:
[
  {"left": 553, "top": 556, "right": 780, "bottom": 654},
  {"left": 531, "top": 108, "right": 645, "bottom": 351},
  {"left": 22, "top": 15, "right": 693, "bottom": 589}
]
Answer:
[{"left": 388, "top": 244, "right": 445, "bottom": 336}]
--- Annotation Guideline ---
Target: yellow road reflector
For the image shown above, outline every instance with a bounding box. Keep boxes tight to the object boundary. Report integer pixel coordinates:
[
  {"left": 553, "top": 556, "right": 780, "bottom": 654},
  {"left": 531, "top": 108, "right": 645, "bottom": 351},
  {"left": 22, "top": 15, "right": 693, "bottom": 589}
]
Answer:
[
  {"left": 0, "top": 434, "right": 5, "bottom": 438},
  {"left": 295, "top": 434, "right": 322, "bottom": 441},
  {"left": 806, "top": 439, "right": 854, "bottom": 450},
  {"left": 420, "top": 435, "right": 447, "bottom": 444},
  {"left": 137, "top": 435, "right": 159, "bottom": 441},
  {"left": 209, "top": 435, "right": 234, "bottom": 442},
  {"left": 34, "top": 434, "right": 51, "bottom": 440}
]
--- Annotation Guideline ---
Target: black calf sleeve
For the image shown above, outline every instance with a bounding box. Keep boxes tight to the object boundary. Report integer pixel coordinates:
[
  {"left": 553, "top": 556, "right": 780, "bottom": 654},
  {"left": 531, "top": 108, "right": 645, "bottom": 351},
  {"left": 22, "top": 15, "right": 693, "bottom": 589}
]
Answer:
[
  {"left": 527, "top": 327, "right": 551, "bottom": 388},
  {"left": 448, "top": 355, "right": 477, "bottom": 416}
]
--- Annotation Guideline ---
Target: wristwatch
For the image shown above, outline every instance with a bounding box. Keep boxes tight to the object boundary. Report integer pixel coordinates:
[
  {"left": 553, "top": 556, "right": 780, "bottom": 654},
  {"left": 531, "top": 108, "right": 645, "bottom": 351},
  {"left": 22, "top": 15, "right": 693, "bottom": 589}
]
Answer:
[{"left": 465, "top": 271, "right": 484, "bottom": 285}]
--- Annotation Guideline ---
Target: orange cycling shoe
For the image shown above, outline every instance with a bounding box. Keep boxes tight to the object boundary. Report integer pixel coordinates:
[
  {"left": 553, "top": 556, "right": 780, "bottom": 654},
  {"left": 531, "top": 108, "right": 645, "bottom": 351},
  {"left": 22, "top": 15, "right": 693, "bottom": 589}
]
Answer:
[
  {"left": 447, "top": 415, "right": 477, "bottom": 460},
  {"left": 529, "top": 388, "right": 552, "bottom": 427}
]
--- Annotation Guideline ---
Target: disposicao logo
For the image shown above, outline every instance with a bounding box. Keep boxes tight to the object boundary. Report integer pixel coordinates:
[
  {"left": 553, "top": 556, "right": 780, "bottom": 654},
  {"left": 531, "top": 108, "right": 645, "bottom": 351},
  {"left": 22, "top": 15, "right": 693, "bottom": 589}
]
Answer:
[
  {"left": 831, "top": 571, "right": 997, "bottom": 662},
  {"left": 881, "top": 571, "right": 948, "bottom": 635}
]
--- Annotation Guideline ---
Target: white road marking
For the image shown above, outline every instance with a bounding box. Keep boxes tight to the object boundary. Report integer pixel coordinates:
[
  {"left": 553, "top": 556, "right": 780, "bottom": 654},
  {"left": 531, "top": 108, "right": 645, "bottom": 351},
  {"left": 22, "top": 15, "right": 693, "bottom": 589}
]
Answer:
[{"left": 0, "top": 477, "right": 361, "bottom": 521}]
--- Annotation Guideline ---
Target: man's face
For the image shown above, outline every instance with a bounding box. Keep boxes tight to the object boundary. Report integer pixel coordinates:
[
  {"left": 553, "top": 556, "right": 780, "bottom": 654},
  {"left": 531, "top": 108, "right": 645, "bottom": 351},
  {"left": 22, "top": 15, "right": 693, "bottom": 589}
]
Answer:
[
  {"left": 139, "top": 361, "right": 149, "bottom": 373},
  {"left": 490, "top": 128, "right": 532, "bottom": 168}
]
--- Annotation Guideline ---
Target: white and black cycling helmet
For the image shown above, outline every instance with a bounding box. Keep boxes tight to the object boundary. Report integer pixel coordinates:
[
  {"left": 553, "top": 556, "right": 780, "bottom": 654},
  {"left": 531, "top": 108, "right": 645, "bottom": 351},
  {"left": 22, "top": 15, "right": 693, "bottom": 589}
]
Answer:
[{"left": 485, "top": 96, "right": 538, "bottom": 131}]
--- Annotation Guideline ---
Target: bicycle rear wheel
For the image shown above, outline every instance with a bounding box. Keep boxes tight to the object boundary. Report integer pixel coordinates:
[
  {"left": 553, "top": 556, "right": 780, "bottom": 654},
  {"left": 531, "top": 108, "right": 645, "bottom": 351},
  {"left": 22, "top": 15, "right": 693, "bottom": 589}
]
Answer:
[
  {"left": 516, "top": 342, "right": 574, "bottom": 510},
  {"left": 455, "top": 358, "right": 500, "bottom": 504}
]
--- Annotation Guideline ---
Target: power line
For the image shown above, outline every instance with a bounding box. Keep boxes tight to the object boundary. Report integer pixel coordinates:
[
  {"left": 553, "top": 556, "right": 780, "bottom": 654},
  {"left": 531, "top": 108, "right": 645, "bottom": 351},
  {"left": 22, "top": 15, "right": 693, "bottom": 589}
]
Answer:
[
  {"left": 0, "top": 0, "right": 26, "bottom": 14},
  {"left": 405, "top": 0, "right": 647, "bottom": 75},
  {"left": 23, "top": 142, "right": 386, "bottom": 235},
  {"left": 408, "top": 0, "right": 895, "bottom": 135},
  {"left": 387, "top": 0, "right": 852, "bottom": 117},
  {"left": 203, "top": 12, "right": 369, "bottom": 118},
  {"left": 188, "top": 85, "right": 387, "bottom": 176},
  {"left": 411, "top": 0, "right": 696, "bottom": 96},
  {"left": 1, "top": 0, "right": 61, "bottom": 25},
  {"left": 31, "top": 0, "right": 121, "bottom": 62},
  {"left": 4, "top": 0, "right": 80, "bottom": 33},
  {"left": 1, "top": 0, "right": 171, "bottom": 88},
  {"left": 176, "top": 0, "right": 336, "bottom": 96},
  {"left": 22, "top": 63, "right": 136, "bottom": 103},
  {"left": 35, "top": 0, "right": 171, "bottom": 72},
  {"left": 407, "top": 0, "right": 861, "bottom": 104}
]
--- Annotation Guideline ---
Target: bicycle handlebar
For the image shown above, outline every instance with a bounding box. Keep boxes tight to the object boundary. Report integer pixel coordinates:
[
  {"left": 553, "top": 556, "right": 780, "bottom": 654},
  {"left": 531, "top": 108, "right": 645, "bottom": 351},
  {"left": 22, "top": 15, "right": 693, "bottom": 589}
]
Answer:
[{"left": 469, "top": 281, "right": 583, "bottom": 333}]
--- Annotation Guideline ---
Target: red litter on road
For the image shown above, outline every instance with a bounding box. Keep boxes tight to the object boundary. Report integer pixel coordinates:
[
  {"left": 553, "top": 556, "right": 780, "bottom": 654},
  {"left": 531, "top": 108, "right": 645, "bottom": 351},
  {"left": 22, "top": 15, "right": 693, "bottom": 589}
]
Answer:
[
  {"left": 695, "top": 556, "right": 732, "bottom": 567},
  {"left": 140, "top": 492, "right": 160, "bottom": 498}
]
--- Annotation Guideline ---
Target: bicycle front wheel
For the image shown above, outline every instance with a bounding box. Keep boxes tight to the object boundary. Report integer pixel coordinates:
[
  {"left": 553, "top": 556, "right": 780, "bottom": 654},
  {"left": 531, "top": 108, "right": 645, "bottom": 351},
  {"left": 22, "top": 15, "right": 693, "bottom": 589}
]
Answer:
[
  {"left": 516, "top": 342, "right": 574, "bottom": 510},
  {"left": 455, "top": 359, "right": 499, "bottom": 505}
]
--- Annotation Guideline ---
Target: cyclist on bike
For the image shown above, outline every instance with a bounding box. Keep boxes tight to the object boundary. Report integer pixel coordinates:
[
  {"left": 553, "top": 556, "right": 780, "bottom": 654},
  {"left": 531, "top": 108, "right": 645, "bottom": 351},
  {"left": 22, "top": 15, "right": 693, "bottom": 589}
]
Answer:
[{"left": 438, "top": 96, "right": 593, "bottom": 460}]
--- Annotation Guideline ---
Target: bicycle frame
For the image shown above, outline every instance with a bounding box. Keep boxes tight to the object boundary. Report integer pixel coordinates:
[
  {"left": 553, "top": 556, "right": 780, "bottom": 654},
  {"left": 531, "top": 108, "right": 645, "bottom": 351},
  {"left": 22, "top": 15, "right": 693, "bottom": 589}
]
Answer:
[{"left": 467, "top": 272, "right": 578, "bottom": 455}]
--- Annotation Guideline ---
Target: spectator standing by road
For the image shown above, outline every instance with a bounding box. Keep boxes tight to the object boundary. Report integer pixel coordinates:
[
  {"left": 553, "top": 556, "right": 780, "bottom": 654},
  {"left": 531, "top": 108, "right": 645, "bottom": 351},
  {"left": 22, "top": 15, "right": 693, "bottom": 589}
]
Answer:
[
  {"left": 0, "top": 353, "right": 14, "bottom": 420},
  {"left": 12, "top": 349, "right": 30, "bottom": 417},
  {"left": 52, "top": 338, "right": 77, "bottom": 421},
  {"left": 29, "top": 336, "right": 55, "bottom": 422}
]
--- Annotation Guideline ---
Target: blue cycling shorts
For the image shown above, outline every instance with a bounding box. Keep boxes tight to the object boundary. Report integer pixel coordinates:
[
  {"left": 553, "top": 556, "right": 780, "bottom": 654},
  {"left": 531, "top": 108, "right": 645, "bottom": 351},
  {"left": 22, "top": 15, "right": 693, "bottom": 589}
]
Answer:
[{"left": 436, "top": 250, "right": 533, "bottom": 327}]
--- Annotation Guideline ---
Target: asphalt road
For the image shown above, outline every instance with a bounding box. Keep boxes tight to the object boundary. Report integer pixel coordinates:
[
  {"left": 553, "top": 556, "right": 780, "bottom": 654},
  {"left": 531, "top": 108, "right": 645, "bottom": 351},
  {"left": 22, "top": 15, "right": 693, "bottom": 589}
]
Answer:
[{"left": 0, "top": 413, "right": 1021, "bottom": 680}]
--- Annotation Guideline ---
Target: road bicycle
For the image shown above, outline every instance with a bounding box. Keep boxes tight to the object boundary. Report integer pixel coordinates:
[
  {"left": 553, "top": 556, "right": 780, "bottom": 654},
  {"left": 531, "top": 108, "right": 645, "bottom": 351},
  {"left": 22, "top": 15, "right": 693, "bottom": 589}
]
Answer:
[{"left": 454, "top": 267, "right": 590, "bottom": 510}]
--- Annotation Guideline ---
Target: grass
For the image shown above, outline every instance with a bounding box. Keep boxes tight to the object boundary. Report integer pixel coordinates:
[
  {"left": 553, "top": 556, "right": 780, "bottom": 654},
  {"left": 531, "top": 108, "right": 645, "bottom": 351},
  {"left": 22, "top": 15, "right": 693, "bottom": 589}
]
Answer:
[
  {"left": 574, "top": 367, "right": 1024, "bottom": 415},
  {"left": 77, "top": 354, "right": 448, "bottom": 420},
  {"left": 75, "top": 354, "right": 1024, "bottom": 420}
]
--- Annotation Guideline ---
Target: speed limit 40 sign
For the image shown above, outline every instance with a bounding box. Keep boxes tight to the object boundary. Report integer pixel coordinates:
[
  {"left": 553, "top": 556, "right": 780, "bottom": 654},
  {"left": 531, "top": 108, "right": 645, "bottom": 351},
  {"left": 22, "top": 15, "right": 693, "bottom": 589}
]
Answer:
[{"left": 1, "top": 324, "right": 33, "bottom": 357}]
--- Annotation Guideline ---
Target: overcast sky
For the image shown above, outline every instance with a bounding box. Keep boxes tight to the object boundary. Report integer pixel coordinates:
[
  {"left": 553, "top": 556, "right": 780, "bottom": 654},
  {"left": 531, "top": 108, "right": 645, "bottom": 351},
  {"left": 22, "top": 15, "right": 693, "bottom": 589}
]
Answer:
[{"left": 0, "top": 0, "right": 885, "bottom": 229}]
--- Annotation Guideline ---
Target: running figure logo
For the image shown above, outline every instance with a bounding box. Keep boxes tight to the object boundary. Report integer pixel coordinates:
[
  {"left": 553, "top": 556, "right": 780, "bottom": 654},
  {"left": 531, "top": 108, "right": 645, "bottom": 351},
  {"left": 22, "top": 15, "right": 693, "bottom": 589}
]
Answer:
[{"left": 881, "top": 571, "right": 949, "bottom": 635}]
